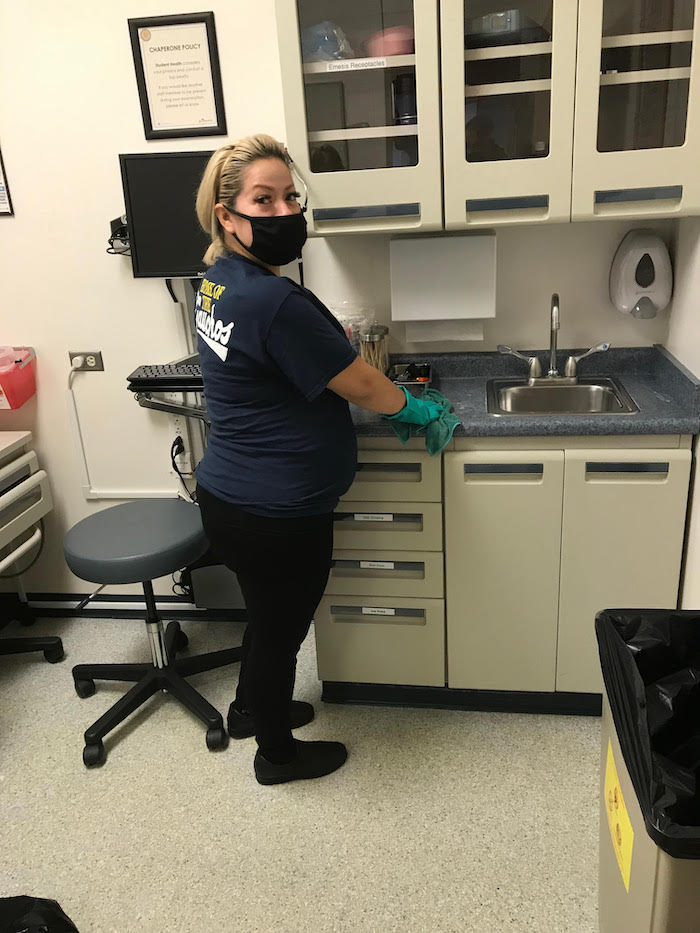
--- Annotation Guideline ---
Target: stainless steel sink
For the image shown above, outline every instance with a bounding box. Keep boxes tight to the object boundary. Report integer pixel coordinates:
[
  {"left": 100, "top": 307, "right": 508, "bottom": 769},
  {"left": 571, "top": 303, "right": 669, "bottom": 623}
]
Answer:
[{"left": 486, "top": 377, "right": 639, "bottom": 416}]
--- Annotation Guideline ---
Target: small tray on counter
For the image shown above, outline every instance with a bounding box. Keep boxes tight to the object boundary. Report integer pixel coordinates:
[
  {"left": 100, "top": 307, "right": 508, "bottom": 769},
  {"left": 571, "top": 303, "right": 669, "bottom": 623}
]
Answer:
[{"left": 389, "top": 361, "right": 432, "bottom": 395}]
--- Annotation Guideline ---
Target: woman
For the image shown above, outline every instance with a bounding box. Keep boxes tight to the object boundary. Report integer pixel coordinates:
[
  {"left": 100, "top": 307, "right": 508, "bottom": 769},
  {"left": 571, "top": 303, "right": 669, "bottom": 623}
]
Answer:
[{"left": 194, "top": 134, "right": 439, "bottom": 786}]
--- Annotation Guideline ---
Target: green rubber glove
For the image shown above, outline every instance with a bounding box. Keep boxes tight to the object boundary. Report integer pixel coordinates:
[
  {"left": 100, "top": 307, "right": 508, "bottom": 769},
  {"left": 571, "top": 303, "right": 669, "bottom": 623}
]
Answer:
[{"left": 383, "top": 386, "right": 443, "bottom": 426}]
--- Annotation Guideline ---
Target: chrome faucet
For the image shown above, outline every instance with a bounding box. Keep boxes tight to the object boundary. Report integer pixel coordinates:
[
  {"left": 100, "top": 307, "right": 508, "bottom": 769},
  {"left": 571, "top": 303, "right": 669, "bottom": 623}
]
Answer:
[
  {"left": 498, "top": 292, "right": 611, "bottom": 383},
  {"left": 549, "top": 293, "right": 560, "bottom": 377}
]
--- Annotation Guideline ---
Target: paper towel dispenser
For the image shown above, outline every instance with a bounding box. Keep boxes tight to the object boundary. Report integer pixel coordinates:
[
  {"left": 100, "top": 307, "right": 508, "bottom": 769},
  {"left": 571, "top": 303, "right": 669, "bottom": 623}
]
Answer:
[{"left": 390, "top": 234, "right": 496, "bottom": 341}]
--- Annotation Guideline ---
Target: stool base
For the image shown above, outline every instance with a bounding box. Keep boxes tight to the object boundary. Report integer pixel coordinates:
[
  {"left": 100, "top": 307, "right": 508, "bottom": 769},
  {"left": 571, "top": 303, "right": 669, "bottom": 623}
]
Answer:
[{"left": 73, "top": 620, "right": 241, "bottom": 767}]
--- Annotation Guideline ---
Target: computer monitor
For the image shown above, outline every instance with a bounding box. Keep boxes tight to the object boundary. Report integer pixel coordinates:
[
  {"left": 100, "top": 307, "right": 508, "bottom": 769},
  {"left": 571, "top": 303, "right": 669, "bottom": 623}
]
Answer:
[{"left": 119, "top": 151, "right": 214, "bottom": 278}]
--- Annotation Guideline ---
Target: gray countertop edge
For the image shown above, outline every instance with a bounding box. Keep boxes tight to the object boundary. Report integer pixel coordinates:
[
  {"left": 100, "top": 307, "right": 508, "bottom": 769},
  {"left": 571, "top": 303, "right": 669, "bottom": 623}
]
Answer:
[{"left": 351, "top": 345, "right": 700, "bottom": 438}]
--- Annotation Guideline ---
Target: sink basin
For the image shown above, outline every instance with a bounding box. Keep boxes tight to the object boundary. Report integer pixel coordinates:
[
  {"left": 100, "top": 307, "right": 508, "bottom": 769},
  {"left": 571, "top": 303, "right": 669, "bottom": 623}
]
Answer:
[{"left": 487, "top": 377, "right": 639, "bottom": 416}]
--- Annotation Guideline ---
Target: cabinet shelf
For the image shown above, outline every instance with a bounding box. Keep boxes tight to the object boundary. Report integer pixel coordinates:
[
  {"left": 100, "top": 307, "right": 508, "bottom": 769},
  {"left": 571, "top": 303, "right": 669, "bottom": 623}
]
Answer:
[
  {"left": 303, "top": 54, "right": 416, "bottom": 75},
  {"left": 599, "top": 67, "right": 691, "bottom": 85},
  {"left": 308, "top": 125, "right": 418, "bottom": 142},
  {"left": 465, "top": 78, "right": 552, "bottom": 97},
  {"left": 601, "top": 30, "right": 694, "bottom": 49},
  {"left": 465, "top": 41, "right": 553, "bottom": 61}
]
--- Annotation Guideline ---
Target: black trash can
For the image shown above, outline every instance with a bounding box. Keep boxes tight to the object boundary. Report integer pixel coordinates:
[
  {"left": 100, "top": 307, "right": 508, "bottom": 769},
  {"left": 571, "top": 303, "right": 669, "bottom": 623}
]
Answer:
[{"left": 596, "top": 609, "right": 700, "bottom": 933}]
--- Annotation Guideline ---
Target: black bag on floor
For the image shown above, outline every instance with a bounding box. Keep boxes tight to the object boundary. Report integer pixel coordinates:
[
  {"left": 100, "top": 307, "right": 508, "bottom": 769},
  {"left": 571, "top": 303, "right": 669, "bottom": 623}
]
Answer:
[{"left": 0, "top": 897, "right": 79, "bottom": 933}]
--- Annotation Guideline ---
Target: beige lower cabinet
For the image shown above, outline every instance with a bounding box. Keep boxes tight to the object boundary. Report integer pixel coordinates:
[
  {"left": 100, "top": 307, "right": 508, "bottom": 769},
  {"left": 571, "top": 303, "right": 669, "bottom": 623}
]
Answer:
[
  {"left": 445, "top": 444, "right": 691, "bottom": 697},
  {"left": 444, "top": 450, "right": 564, "bottom": 691},
  {"left": 314, "top": 595, "right": 445, "bottom": 687},
  {"left": 557, "top": 449, "right": 691, "bottom": 694}
]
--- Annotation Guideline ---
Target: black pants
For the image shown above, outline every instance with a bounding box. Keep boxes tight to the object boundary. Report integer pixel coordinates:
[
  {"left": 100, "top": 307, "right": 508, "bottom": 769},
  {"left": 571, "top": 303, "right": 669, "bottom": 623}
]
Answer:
[{"left": 196, "top": 485, "right": 334, "bottom": 761}]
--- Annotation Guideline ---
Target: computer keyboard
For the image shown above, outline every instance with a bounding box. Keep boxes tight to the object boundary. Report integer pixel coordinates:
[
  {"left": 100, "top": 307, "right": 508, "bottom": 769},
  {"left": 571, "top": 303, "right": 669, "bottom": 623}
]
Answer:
[{"left": 127, "top": 360, "right": 203, "bottom": 391}]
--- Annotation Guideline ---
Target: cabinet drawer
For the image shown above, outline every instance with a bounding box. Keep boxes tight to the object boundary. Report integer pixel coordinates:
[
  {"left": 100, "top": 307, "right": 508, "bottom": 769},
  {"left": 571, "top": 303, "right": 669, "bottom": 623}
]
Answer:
[
  {"left": 327, "top": 549, "right": 444, "bottom": 599},
  {"left": 341, "top": 450, "right": 442, "bottom": 503},
  {"left": 333, "top": 502, "right": 443, "bottom": 552},
  {"left": 314, "top": 596, "right": 445, "bottom": 687}
]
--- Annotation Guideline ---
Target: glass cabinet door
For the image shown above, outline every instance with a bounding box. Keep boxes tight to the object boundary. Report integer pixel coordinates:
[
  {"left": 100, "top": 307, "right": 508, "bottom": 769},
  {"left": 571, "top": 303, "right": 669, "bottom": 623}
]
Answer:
[
  {"left": 441, "top": 0, "right": 578, "bottom": 228},
  {"left": 573, "top": 0, "right": 700, "bottom": 220},
  {"left": 464, "top": 1, "right": 554, "bottom": 163},
  {"left": 299, "top": 0, "right": 419, "bottom": 172},
  {"left": 276, "top": 0, "right": 442, "bottom": 234},
  {"left": 598, "top": 0, "right": 694, "bottom": 153}
]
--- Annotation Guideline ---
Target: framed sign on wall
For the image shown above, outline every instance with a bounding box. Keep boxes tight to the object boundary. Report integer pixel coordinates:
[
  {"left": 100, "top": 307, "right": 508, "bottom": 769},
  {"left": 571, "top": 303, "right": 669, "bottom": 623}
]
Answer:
[{"left": 128, "top": 12, "right": 227, "bottom": 140}]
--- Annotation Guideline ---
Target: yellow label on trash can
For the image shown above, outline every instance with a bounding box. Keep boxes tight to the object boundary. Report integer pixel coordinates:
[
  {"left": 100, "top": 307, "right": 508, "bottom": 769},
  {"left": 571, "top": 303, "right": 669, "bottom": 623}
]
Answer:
[{"left": 605, "top": 739, "right": 635, "bottom": 892}]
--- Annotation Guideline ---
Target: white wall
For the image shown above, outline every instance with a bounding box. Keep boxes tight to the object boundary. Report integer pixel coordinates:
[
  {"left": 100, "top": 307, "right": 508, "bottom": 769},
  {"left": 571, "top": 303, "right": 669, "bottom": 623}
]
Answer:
[
  {"left": 0, "top": 0, "right": 683, "bottom": 596},
  {"left": 0, "top": 0, "right": 286, "bottom": 595},
  {"left": 302, "top": 220, "right": 674, "bottom": 354},
  {"left": 666, "top": 217, "right": 700, "bottom": 608}
]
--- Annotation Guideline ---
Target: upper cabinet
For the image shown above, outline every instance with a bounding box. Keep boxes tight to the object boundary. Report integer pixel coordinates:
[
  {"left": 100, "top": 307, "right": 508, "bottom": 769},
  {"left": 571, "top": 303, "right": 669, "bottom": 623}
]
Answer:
[
  {"left": 276, "top": 0, "right": 700, "bottom": 231},
  {"left": 441, "top": 0, "right": 578, "bottom": 228},
  {"left": 573, "top": 0, "right": 700, "bottom": 220},
  {"left": 276, "top": 0, "right": 443, "bottom": 234}
]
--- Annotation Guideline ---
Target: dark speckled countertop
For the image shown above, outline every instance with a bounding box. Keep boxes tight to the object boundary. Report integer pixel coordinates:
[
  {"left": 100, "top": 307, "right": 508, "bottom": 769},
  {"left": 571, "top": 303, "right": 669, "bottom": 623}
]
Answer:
[{"left": 351, "top": 345, "right": 700, "bottom": 437}]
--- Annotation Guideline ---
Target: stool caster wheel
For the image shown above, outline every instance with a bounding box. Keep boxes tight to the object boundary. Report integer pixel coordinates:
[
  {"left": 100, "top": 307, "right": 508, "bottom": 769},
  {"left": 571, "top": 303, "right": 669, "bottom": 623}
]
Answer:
[
  {"left": 206, "top": 726, "right": 228, "bottom": 751},
  {"left": 45, "top": 644, "right": 65, "bottom": 663},
  {"left": 174, "top": 630, "right": 189, "bottom": 651},
  {"left": 83, "top": 741, "right": 106, "bottom": 768},
  {"left": 75, "top": 678, "right": 96, "bottom": 698}
]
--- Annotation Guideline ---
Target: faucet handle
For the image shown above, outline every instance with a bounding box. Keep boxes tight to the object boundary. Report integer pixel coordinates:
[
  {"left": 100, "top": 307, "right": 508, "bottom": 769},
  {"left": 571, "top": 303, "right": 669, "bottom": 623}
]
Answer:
[
  {"left": 497, "top": 345, "right": 543, "bottom": 379},
  {"left": 564, "top": 342, "right": 611, "bottom": 377}
]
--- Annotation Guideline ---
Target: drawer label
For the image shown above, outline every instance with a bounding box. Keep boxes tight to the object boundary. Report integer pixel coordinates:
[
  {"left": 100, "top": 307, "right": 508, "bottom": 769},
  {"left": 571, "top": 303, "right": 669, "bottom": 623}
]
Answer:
[
  {"left": 360, "top": 560, "right": 395, "bottom": 570},
  {"left": 326, "top": 57, "right": 387, "bottom": 73},
  {"left": 362, "top": 607, "right": 396, "bottom": 616},
  {"left": 353, "top": 513, "right": 393, "bottom": 522}
]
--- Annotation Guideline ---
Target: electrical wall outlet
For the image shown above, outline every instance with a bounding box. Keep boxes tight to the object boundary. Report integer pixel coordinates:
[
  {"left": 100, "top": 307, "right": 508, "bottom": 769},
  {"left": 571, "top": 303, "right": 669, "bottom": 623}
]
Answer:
[
  {"left": 161, "top": 392, "right": 193, "bottom": 474},
  {"left": 172, "top": 417, "right": 192, "bottom": 474},
  {"left": 69, "top": 351, "right": 104, "bottom": 371}
]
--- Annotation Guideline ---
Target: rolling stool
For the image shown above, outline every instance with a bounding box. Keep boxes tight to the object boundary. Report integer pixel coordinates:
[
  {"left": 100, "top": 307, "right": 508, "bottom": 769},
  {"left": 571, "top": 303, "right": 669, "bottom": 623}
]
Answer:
[
  {"left": 0, "top": 630, "right": 64, "bottom": 663},
  {"left": 63, "top": 499, "right": 241, "bottom": 768}
]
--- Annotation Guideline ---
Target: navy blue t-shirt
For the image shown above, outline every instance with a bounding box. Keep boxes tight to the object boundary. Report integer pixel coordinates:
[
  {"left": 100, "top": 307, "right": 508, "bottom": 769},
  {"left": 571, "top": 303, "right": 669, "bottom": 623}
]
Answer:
[{"left": 194, "top": 252, "right": 358, "bottom": 517}]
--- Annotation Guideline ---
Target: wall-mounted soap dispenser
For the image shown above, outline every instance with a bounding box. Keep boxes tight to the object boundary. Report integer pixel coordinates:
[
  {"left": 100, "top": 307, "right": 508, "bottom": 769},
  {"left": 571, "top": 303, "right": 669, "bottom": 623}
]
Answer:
[{"left": 609, "top": 229, "right": 673, "bottom": 319}]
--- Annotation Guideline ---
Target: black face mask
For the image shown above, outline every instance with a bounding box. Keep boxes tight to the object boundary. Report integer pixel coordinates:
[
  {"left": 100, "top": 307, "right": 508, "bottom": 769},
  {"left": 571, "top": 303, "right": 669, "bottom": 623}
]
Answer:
[{"left": 227, "top": 206, "right": 307, "bottom": 267}]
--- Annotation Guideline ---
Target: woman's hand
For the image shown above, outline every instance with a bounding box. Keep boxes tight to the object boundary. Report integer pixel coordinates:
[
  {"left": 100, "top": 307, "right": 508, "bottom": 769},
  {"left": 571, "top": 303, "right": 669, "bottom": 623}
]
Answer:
[{"left": 328, "top": 357, "right": 406, "bottom": 415}]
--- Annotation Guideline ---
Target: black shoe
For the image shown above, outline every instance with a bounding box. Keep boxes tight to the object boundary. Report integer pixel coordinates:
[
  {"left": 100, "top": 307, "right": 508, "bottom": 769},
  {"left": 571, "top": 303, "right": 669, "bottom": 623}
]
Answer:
[
  {"left": 227, "top": 700, "right": 315, "bottom": 739},
  {"left": 254, "top": 739, "right": 348, "bottom": 786}
]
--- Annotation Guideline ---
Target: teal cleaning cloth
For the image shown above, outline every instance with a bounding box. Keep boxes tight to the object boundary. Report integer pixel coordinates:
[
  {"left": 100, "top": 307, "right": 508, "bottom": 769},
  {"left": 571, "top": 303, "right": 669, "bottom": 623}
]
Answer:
[{"left": 386, "top": 388, "right": 461, "bottom": 455}]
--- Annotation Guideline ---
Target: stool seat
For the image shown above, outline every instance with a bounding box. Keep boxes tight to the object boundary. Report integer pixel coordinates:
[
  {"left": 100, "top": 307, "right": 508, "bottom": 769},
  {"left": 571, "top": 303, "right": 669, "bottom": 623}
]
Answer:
[{"left": 63, "top": 499, "right": 208, "bottom": 585}]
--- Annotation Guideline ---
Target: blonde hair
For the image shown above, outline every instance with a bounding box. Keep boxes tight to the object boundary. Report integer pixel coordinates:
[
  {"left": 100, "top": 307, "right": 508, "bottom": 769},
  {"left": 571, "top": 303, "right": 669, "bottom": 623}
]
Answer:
[{"left": 196, "top": 134, "right": 290, "bottom": 266}]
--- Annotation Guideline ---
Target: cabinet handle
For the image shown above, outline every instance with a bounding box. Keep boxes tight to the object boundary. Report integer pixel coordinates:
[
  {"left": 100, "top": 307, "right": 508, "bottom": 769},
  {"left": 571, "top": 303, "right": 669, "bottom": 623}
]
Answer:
[
  {"left": 594, "top": 186, "right": 682, "bottom": 210},
  {"left": 312, "top": 203, "right": 420, "bottom": 222},
  {"left": 0, "top": 469, "right": 47, "bottom": 514},
  {"left": 585, "top": 461, "right": 669, "bottom": 479},
  {"left": 334, "top": 512, "right": 423, "bottom": 525},
  {"left": 330, "top": 604, "right": 426, "bottom": 624},
  {"left": 464, "top": 463, "right": 544, "bottom": 479},
  {"left": 332, "top": 559, "right": 424, "bottom": 574},
  {"left": 0, "top": 450, "right": 38, "bottom": 486},
  {"left": 356, "top": 462, "right": 422, "bottom": 477},
  {"left": 466, "top": 195, "right": 549, "bottom": 213}
]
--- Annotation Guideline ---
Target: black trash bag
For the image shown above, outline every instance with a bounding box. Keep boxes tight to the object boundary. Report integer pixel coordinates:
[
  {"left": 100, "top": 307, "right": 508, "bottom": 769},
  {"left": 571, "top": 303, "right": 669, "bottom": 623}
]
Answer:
[
  {"left": 0, "top": 897, "right": 79, "bottom": 933},
  {"left": 596, "top": 608, "right": 700, "bottom": 859}
]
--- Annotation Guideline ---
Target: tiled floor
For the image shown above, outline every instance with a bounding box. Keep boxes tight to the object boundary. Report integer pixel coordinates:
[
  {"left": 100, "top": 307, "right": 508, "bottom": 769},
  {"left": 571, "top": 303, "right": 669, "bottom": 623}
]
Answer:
[{"left": 1, "top": 614, "right": 600, "bottom": 932}]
